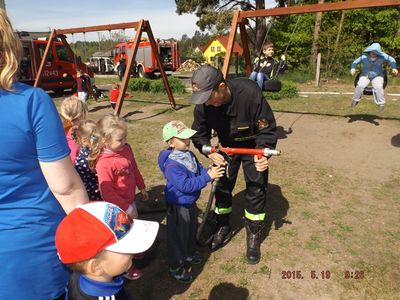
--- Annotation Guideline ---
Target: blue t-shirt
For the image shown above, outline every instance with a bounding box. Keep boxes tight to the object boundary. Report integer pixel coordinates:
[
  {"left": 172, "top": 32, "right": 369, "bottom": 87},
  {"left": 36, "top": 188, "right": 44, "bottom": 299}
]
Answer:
[{"left": 0, "top": 82, "right": 70, "bottom": 299}]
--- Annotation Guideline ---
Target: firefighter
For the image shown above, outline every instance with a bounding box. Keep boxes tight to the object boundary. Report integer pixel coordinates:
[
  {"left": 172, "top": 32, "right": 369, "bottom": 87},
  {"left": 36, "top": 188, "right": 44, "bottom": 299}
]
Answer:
[{"left": 190, "top": 65, "right": 278, "bottom": 264}]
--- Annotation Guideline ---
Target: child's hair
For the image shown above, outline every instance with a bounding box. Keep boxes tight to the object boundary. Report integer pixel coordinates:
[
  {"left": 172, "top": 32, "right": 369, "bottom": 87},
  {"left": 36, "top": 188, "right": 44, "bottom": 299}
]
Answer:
[
  {"left": 71, "top": 119, "right": 97, "bottom": 147},
  {"left": 112, "top": 82, "right": 120, "bottom": 89},
  {"left": 59, "top": 96, "right": 88, "bottom": 132},
  {"left": 88, "top": 114, "right": 127, "bottom": 170},
  {"left": 263, "top": 42, "right": 274, "bottom": 50}
]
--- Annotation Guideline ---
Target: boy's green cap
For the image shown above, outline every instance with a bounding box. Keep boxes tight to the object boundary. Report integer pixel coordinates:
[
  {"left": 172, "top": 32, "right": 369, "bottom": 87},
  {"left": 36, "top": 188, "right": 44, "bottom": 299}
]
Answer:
[{"left": 163, "top": 120, "right": 197, "bottom": 142}]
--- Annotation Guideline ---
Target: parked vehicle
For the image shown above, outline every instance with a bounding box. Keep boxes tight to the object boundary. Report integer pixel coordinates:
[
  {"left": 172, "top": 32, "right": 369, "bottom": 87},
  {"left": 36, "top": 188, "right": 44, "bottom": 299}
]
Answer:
[
  {"left": 87, "top": 55, "right": 115, "bottom": 74},
  {"left": 114, "top": 38, "right": 180, "bottom": 78},
  {"left": 18, "top": 32, "right": 94, "bottom": 93}
]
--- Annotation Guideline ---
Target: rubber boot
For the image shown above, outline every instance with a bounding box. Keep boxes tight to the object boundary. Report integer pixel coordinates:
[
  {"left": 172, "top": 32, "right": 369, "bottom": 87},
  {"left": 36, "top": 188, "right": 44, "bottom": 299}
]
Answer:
[
  {"left": 245, "top": 220, "right": 264, "bottom": 265},
  {"left": 211, "top": 214, "right": 231, "bottom": 250}
]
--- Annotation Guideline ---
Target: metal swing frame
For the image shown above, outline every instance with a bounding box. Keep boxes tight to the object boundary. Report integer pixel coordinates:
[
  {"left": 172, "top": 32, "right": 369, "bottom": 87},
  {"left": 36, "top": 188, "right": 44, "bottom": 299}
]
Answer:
[
  {"left": 34, "top": 20, "right": 176, "bottom": 115},
  {"left": 222, "top": 0, "right": 400, "bottom": 79}
]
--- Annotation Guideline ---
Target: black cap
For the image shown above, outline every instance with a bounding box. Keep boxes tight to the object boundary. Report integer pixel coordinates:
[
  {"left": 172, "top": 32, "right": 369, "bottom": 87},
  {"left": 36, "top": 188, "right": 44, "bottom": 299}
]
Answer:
[{"left": 190, "top": 65, "right": 223, "bottom": 105}]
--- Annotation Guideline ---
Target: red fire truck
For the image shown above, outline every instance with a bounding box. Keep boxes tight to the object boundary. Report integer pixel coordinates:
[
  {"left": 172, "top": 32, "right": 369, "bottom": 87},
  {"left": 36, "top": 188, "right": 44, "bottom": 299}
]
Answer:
[
  {"left": 18, "top": 32, "right": 93, "bottom": 93},
  {"left": 114, "top": 39, "right": 180, "bottom": 78}
]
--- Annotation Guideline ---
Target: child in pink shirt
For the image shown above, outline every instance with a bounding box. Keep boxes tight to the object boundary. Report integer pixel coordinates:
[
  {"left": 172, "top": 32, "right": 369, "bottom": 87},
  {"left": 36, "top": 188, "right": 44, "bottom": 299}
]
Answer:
[
  {"left": 59, "top": 96, "right": 88, "bottom": 163},
  {"left": 89, "top": 114, "right": 149, "bottom": 280}
]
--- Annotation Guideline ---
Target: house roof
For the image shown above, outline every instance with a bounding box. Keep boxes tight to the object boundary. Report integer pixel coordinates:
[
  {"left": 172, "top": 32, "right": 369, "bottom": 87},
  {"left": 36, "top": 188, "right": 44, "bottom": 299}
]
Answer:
[{"left": 202, "top": 35, "right": 243, "bottom": 55}]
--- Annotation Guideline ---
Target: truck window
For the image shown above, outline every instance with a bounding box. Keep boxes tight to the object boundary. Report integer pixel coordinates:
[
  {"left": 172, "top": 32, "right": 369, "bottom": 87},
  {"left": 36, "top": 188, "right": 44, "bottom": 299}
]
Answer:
[
  {"left": 37, "top": 44, "right": 54, "bottom": 61},
  {"left": 56, "top": 45, "right": 73, "bottom": 62}
]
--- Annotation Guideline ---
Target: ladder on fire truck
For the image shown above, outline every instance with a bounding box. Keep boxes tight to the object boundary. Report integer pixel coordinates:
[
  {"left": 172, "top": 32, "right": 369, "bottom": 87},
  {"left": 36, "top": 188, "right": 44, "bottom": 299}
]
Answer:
[{"left": 34, "top": 20, "right": 176, "bottom": 115}]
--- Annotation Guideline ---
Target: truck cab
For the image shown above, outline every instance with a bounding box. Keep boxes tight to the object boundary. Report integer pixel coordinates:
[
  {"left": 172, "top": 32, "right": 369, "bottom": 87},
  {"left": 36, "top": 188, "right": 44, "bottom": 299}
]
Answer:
[{"left": 18, "top": 33, "right": 93, "bottom": 93}]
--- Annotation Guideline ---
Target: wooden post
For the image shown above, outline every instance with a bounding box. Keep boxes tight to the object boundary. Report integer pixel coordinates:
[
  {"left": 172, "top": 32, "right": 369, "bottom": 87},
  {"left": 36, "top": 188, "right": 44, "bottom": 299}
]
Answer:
[
  {"left": 114, "top": 20, "right": 144, "bottom": 116},
  {"left": 34, "top": 29, "right": 56, "bottom": 88},
  {"left": 222, "top": 10, "right": 240, "bottom": 78},
  {"left": 144, "top": 21, "right": 176, "bottom": 110},
  {"left": 315, "top": 53, "right": 321, "bottom": 87}
]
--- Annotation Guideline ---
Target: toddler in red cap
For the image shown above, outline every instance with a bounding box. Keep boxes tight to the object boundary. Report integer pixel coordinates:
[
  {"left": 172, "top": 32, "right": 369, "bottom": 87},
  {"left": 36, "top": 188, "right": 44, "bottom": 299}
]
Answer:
[{"left": 55, "top": 201, "right": 159, "bottom": 299}]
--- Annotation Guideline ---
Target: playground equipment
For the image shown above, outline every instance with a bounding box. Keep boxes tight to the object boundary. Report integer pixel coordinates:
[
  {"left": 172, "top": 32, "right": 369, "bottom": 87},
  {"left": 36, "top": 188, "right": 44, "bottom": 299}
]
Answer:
[
  {"left": 221, "top": 0, "right": 400, "bottom": 79},
  {"left": 34, "top": 20, "right": 176, "bottom": 115}
]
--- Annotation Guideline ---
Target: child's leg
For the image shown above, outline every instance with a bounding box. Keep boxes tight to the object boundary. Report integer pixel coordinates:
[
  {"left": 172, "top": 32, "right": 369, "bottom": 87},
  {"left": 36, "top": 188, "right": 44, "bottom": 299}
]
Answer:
[
  {"left": 371, "top": 76, "right": 385, "bottom": 106},
  {"left": 352, "top": 76, "right": 370, "bottom": 103},
  {"left": 256, "top": 72, "right": 265, "bottom": 90},
  {"left": 167, "top": 204, "right": 188, "bottom": 269},
  {"left": 249, "top": 71, "right": 258, "bottom": 81}
]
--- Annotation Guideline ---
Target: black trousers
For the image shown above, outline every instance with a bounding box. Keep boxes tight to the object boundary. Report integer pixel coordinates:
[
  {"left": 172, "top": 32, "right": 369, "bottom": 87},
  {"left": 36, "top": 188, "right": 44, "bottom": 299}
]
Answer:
[
  {"left": 215, "top": 154, "right": 268, "bottom": 216},
  {"left": 167, "top": 204, "right": 197, "bottom": 269}
]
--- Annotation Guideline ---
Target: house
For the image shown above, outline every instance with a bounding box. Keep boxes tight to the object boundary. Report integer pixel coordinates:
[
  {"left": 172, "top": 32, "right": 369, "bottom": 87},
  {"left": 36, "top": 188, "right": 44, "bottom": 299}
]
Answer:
[{"left": 202, "top": 35, "right": 243, "bottom": 64}]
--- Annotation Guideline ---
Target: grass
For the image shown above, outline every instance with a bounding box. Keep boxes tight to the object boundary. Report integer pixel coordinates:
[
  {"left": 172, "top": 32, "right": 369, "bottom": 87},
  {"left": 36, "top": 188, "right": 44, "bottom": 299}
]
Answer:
[{"left": 52, "top": 79, "right": 400, "bottom": 299}]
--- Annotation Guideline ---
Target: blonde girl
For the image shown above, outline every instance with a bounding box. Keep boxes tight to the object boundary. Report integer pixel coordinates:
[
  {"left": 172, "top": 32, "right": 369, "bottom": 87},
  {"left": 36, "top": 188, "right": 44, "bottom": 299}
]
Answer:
[
  {"left": 59, "top": 96, "right": 88, "bottom": 162},
  {"left": 73, "top": 120, "right": 102, "bottom": 201},
  {"left": 89, "top": 113, "right": 149, "bottom": 280}
]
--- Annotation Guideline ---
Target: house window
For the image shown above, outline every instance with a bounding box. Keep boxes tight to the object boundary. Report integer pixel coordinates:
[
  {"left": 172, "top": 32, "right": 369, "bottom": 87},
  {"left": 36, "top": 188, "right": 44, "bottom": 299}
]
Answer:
[
  {"left": 211, "top": 46, "right": 215, "bottom": 52},
  {"left": 217, "top": 46, "right": 221, "bottom": 52}
]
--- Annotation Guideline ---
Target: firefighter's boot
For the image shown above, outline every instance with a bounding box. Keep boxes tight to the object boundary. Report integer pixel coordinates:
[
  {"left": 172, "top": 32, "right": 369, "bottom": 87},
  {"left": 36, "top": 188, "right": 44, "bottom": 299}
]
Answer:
[
  {"left": 211, "top": 214, "right": 231, "bottom": 250},
  {"left": 245, "top": 220, "right": 265, "bottom": 265}
]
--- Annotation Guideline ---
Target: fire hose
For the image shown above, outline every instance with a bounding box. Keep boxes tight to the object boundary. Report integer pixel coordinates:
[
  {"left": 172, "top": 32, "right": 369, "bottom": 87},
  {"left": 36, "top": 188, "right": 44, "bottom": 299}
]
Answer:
[{"left": 196, "top": 145, "right": 281, "bottom": 246}]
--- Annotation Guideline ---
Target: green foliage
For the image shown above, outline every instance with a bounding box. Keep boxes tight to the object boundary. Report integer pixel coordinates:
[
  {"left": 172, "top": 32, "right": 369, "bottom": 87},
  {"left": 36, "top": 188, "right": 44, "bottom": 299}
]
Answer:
[
  {"left": 128, "top": 78, "right": 150, "bottom": 92},
  {"left": 264, "top": 80, "right": 298, "bottom": 100},
  {"left": 128, "top": 77, "right": 186, "bottom": 94},
  {"left": 186, "top": 47, "right": 205, "bottom": 63}
]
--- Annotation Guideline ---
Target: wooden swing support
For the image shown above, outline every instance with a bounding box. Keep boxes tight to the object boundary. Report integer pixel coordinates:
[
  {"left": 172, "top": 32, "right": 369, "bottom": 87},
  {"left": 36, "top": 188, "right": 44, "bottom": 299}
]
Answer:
[
  {"left": 34, "top": 20, "right": 176, "bottom": 115},
  {"left": 222, "top": 0, "right": 400, "bottom": 79}
]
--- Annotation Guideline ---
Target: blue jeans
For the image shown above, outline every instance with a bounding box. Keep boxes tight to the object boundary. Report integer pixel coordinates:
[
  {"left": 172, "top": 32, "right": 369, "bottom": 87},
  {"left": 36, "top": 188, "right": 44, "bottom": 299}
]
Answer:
[{"left": 249, "top": 71, "right": 268, "bottom": 90}]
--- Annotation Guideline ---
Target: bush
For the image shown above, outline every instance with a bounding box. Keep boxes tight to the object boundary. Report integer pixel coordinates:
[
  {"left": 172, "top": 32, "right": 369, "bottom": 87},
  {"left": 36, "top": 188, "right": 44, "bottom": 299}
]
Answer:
[
  {"left": 128, "top": 78, "right": 150, "bottom": 92},
  {"left": 264, "top": 80, "right": 298, "bottom": 100},
  {"left": 128, "top": 77, "right": 186, "bottom": 94}
]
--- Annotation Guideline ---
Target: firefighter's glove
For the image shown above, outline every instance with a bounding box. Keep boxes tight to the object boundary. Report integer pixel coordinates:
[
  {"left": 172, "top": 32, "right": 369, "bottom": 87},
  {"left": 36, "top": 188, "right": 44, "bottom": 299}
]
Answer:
[{"left": 350, "top": 69, "right": 356, "bottom": 76}]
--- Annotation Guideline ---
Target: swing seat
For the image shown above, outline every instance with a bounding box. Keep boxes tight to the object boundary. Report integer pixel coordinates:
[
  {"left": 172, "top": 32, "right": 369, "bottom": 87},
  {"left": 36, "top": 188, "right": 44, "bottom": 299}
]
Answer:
[
  {"left": 263, "top": 79, "right": 282, "bottom": 92},
  {"left": 354, "top": 72, "right": 388, "bottom": 96}
]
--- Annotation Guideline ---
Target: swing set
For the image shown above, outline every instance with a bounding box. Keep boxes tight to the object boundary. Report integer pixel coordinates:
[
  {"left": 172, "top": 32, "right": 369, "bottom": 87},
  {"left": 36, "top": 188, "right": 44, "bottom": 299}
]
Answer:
[
  {"left": 34, "top": 20, "right": 176, "bottom": 116},
  {"left": 221, "top": 0, "right": 400, "bottom": 92}
]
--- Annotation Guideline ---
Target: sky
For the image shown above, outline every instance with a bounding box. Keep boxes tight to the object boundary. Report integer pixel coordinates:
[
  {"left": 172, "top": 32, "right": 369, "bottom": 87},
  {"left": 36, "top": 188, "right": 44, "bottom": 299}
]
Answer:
[{"left": 6, "top": 0, "right": 277, "bottom": 41}]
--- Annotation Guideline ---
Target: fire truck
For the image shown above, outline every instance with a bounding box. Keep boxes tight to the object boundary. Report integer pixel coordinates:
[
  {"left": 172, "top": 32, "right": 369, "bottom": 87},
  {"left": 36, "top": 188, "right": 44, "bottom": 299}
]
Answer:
[
  {"left": 114, "top": 39, "right": 180, "bottom": 78},
  {"left": 18, "top": 32, "right": 93, "bottom": 93}
]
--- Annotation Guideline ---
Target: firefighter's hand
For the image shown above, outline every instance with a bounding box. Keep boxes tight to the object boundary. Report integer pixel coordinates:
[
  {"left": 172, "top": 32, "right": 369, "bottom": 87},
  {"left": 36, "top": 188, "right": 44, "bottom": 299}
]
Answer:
[
  {"left": 254, "top": 155, "right": 268, "bottom": 172},
  {"left": 208, "top": 152, "right": 227, "bottom": 167},
  {"left": 392, "top": 69, "right": 398, "bottom": 76},
  {"left": 140, "top": 189, "right": 149, "bottom": 202},
  {"left": 350, "top": 69, "right": 356, "bottom": 76},
  {"left": 208, "top": 165, "right": 225, "bottom": 180}
]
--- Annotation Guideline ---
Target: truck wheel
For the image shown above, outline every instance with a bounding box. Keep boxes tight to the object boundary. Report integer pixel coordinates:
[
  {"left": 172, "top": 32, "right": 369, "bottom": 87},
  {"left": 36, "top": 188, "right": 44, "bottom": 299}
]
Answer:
[{"left": 137, "top": 66, "right": 147, "bottom": 78}]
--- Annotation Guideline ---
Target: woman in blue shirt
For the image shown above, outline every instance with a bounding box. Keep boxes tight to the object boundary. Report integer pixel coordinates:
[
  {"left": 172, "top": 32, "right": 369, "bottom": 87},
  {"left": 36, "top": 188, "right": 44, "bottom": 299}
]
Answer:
[{"left": 0, "top": 9, "right": 89, "bottom": 300}]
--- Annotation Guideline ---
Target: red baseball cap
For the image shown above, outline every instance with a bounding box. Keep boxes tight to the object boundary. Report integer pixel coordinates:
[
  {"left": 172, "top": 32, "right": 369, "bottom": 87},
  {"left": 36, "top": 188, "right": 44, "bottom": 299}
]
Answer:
[{"left": 55, "top": 201, "right": 159, "bottom": 264}]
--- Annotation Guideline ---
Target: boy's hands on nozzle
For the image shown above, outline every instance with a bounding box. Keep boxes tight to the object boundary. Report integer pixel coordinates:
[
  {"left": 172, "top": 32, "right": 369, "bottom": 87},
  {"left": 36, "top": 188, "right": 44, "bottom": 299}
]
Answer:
[
  {"left": 350, "top": 68, "right": 356, "bottom": 76},
  {"left": 208, "top": 152, "right": 227, "bottom": 167},
  {"left": 281, "top": 54, "right": 286, "bottom": 61},
  {"left": 208, "top": 165, "right": 225, "bottom": 180},
  {"left": 392, "top": 69, "right": 398, "bottom": 76}
]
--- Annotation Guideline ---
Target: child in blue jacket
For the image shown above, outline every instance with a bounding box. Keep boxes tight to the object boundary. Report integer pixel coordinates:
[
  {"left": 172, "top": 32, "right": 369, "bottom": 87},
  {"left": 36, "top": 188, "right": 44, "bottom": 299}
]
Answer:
[
  {"left": 158, "top": 120, "right": 224, "bottom": 283},
  {"left": 350, "top": 42, "right": 398, "bottom": 112}
]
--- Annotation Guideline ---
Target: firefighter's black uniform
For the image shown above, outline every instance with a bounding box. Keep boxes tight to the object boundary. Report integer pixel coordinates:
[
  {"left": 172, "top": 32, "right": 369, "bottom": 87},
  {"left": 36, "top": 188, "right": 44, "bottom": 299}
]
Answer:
[{"left": 191, "top": 77, "right": 278, "bottom": 264}]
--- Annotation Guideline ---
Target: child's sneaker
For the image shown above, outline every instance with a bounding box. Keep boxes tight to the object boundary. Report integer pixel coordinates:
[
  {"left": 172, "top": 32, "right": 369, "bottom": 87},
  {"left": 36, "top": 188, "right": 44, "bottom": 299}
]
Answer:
[
  {"left": 185, "top": 254, "right": 202, "bottom": 265},
  {"left": 124, "top": 265, "right": 143, "bottom": 280},
  {"left": 169, "top": 267, "right": 193, "bottom": 283}
]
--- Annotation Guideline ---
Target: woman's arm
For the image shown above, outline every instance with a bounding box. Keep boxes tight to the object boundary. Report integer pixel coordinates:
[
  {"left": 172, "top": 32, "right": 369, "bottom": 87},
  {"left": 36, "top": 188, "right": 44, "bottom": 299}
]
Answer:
[{"left": 39, "top": 156, "right": 89, "bottom": 214}]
